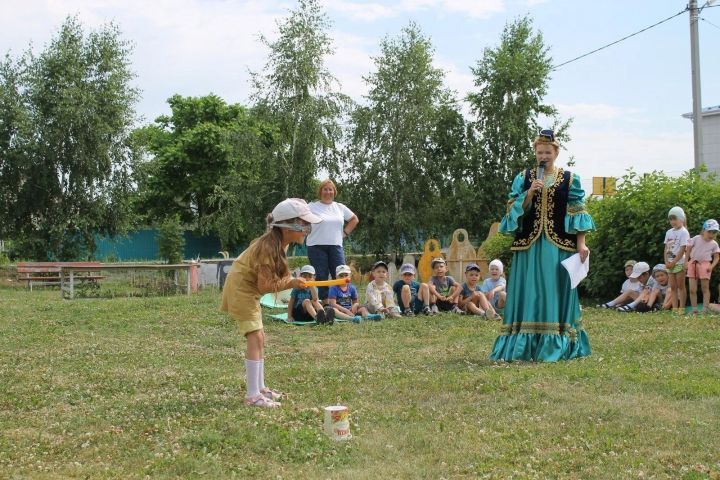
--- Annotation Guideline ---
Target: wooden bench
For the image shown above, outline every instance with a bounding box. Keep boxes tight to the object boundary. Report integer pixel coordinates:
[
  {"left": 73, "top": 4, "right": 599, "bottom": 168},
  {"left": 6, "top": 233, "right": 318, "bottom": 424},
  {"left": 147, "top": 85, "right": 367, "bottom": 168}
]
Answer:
[{"left": 17, "top": 262, "right": 105, "bottom": 291}]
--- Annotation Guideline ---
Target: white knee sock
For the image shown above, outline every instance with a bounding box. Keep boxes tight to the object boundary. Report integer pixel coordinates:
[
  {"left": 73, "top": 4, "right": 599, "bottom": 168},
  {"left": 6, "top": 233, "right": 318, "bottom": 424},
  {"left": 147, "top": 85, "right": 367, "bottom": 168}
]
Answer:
[
  {"left": 258, "top": 359, "right": 266, "bottom": 391},
  {"left": 245, "top": 359, "right": 261, "bottom": 397}
]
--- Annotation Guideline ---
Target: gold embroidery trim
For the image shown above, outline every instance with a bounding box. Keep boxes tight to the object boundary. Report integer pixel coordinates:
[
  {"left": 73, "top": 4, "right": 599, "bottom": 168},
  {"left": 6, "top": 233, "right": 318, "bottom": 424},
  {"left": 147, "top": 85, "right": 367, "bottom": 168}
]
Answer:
[
  {"left": 498, "top": 320, "right": 586, "bottom": 336},
  {"left": 545, "top": 169, "right": 577, "bottom": 252},
  {"left": 511, "top": 169, "right": 543, "bottom": 250},
  {"left": 567, "top": 203, "right": 587, "bottom": 214},
  {"left": 511, "top": 168, "right": 578, "bottom": 252}
]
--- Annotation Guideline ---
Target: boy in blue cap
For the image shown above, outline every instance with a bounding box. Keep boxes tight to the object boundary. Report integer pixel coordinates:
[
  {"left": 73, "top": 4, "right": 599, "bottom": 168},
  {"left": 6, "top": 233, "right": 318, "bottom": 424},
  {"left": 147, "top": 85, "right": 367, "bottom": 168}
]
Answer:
[{"left": 460, "top": 263, "right": 500, "bottom": 319}]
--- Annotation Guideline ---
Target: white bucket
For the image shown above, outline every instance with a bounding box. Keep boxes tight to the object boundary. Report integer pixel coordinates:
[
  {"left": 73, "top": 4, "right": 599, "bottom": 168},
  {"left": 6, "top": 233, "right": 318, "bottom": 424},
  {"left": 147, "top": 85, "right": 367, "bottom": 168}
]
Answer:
[{"left": 323, "top": 405, "right": 352, "bottom": 441}]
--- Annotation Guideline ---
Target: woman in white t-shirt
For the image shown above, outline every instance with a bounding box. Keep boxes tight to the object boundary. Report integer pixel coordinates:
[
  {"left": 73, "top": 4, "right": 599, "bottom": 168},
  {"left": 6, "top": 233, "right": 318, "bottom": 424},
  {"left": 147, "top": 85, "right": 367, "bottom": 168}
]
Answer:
[{"left": 307, "top": 179, "right": 359, "bottom": 302}]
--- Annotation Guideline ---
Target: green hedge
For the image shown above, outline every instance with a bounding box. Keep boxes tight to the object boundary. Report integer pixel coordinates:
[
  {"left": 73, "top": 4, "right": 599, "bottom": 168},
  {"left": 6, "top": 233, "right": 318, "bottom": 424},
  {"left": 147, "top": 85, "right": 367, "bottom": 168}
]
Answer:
[
  {"left": 479, "top": 232, "right": 514, "bottom": 274},
  {"left": 585, "top": 168, "right": 720, "bottom": 300}
]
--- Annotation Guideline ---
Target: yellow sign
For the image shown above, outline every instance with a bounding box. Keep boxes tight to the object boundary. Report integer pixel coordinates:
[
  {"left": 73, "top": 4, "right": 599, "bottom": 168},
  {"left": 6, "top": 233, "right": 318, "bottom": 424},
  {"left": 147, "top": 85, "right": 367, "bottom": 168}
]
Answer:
[{"left": 592, "top": 177, "right": 616, "bottom": 196}]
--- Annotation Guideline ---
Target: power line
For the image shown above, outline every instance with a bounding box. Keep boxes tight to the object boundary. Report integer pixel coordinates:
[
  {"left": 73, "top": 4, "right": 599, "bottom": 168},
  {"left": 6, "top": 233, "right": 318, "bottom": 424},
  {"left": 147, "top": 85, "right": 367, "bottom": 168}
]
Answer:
[
  {"left": 701, "top": 17, "right": 720, "bottom": 31},
  {"left": 552, "top": 8, "right": 688, "bottom": 70}
]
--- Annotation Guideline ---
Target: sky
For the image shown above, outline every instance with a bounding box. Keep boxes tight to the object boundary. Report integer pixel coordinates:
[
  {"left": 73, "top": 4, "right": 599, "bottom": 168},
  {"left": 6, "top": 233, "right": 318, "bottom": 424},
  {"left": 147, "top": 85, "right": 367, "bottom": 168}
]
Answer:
[{"left": 2, "top": 0, "right": 720, "bottom": 189}]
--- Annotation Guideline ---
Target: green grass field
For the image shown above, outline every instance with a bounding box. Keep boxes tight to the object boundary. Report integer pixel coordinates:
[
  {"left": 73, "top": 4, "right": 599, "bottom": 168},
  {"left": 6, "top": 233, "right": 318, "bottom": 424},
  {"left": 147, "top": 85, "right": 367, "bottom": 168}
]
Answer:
[{"left": 1, "top": 285, "right": 719, "bottom": 479}]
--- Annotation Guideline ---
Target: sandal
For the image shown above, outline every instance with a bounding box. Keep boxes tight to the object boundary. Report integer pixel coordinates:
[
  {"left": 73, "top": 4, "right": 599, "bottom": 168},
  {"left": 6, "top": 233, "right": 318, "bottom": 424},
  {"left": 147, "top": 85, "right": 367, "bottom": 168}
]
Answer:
[
  {"left": 260, "top": 387, "right": 283, "bottom": 401},
  {"left": 245, "top": 394, "right": 280, "bottom": 408}
]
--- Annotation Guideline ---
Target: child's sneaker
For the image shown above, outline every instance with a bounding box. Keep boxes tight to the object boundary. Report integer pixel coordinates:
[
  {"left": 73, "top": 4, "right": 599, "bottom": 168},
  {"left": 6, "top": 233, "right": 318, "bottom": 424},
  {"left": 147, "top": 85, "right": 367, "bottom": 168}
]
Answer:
[
  {"left": 451, "top": 305, "right": 464, "bottom": 315},
  {"left": 430, "top": 304, "right": 440, "bottom": 315},
  {"left": 597, "top": 303, "right": 613, "bottom": 309},
  {"left": 324, "top": 306, "right": 335, "bottom": 325},
  {"left": 351, "top": 315, "right": 363, "bottom": 323},
  {"left": 422, "top": 305, "right": 432, "bottom": 316},
  {"left": 315, "top": 308, "right": 327, "bottom": 324},
  {"left": 366, "top": 313, "right": 383, "bottom": 321},
  {"left": 403, "top": 307, "right": 415, "bottom": 317}
]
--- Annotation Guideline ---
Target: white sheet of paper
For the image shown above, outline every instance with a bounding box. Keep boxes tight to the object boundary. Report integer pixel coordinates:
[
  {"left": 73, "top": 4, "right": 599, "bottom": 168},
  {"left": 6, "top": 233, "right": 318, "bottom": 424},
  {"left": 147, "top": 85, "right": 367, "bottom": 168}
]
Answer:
[{"left": 561, "top": 253, "right": 589, "bottom": 289}]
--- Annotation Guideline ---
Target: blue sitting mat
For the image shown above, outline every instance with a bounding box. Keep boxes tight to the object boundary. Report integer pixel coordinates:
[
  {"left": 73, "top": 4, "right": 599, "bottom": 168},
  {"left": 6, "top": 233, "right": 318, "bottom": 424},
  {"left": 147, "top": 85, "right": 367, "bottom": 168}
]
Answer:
[
  {"left": 260, "top": 289, "right": 292, "bottom": 309},
  {"left": 267, "top": 312, "right": 369, "bottom": 324},
  {"left": 268, "top": 312, "right": 316, "bottom": 325}
]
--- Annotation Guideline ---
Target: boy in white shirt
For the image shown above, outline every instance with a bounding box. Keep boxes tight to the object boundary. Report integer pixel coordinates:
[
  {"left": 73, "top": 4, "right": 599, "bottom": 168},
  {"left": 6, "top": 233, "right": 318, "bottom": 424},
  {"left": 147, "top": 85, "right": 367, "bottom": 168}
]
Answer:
[
  {"left": 598, "top": 260, "right": 639, "bottom": 309},
  {"left": 617, "top": 262, "right": 652, "bottom": 312},
  {"left": 364, "top": 261, "right": 402, "bottom": 318}
]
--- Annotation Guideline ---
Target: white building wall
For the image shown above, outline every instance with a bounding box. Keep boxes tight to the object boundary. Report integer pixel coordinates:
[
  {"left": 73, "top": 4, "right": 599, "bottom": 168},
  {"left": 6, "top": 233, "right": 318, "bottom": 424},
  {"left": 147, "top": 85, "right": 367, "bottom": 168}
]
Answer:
[{"left": 703, "top": 114, "right": 720, "bottom": 173}]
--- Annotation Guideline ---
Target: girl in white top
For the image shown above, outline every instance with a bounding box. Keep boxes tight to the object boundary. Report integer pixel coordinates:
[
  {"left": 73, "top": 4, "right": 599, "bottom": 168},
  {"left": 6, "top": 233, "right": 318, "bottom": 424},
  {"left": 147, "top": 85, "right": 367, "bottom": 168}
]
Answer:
[
  {"left": 685, "top": 219, "right": 720, "bottom": 314},
  {"left": 664, "top": 206, "right": 690, "bottom": 314}
]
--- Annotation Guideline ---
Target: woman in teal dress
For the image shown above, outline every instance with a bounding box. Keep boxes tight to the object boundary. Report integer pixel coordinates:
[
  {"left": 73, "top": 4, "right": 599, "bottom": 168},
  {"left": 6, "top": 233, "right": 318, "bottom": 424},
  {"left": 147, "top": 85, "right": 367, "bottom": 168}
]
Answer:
[{"left": 489, "top": 130, "right": 595, "bottom": 362}]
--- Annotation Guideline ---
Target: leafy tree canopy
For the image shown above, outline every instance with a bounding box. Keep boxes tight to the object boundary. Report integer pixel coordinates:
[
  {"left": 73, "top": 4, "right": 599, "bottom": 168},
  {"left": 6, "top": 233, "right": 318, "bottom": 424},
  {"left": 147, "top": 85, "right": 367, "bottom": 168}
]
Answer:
[{"left": 0, "top": 16, "right": 138, "bottom": 260}]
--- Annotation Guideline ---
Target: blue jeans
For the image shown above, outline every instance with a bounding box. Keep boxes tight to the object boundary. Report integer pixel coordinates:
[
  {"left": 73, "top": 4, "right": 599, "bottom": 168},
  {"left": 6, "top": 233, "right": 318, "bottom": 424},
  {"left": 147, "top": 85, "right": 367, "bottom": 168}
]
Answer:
[{"left": 307, "top": 244, "right": 346, "bottom": 301}]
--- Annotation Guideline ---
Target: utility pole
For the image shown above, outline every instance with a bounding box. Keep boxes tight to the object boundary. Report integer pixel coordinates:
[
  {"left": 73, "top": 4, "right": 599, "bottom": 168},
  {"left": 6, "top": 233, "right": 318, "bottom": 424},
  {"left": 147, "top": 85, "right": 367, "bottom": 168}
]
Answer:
[{"left": 689, "top": 0, "right": 704, "bottom": 168}]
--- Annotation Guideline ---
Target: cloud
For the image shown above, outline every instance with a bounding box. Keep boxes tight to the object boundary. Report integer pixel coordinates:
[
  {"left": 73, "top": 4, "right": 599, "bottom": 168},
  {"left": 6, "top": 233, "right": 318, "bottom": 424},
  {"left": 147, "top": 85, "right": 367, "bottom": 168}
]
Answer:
[
  {"left": 325, "top": 0, "right": 505, "bottom": 21},
  {"left": 440, "top": 0, "right": 504, "bottom": 18},
  {"left": 0, "top": 0, "right": 287, "bottom": 120},
  {"left": 327, "top": 30, "right": 377, "bottom": 100},
  {"left": 555, "top": 103, "right": 643, "bottom": 122},
  {"left": 434, "top": 56, "right": 475, "bottom": 115},
  {"left": 325, "top": 0, "right": 396, "bottom": 21},
  {"left": 562, "top": 129, "right": 693, "bottom": 181}
]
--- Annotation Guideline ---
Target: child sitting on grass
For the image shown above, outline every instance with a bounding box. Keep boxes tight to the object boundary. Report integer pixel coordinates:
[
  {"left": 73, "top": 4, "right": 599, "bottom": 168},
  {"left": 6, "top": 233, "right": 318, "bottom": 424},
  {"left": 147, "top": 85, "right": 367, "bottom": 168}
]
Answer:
[
  {"left": 327, "top": 265, "right": 378, "bottom": 322},
  {"left": 392, "top": 263, "right": 432, "bottom": 316},
  {"left": 287, "top": 265, "right": 333, "bottom": 324},
  {"left": 617, "top": 262, "right": 652, "bottom": 312},
  {"left": 481, "top": 259, "right": 507, "bottom": 313},
  {"left": 598, "top": 260, "right": 642, "bottom": 309},
  {"left": 365, "top": 261, "right": 402, "bottom": 319},
  {"left": 686, "top": 219, "right": 720, "bottom": 314},
  {"left": 635, "top": 264, "right": 673, "bottom": 312},
  {"left": 427, "top": 257, "right": 463, "bottom": 314},
  {"left": 459, "top": 263, "right": 500, "bottom": 319}
]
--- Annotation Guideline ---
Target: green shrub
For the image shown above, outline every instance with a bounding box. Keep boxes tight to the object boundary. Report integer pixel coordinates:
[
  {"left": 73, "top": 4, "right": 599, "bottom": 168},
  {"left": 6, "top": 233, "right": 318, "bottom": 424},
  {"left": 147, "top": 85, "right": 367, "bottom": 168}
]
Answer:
[
  {"left": 288, "top": 256, "right": 309, "bottom": 271},
  {"left": 479, "top": 232, "right": 514, "bottom": 274},
  {"left": 585, "top": 168, "right": 720, "bottom": 300},
  {"left": 157, "top": 215, "right": 185, "bottom": 264}
]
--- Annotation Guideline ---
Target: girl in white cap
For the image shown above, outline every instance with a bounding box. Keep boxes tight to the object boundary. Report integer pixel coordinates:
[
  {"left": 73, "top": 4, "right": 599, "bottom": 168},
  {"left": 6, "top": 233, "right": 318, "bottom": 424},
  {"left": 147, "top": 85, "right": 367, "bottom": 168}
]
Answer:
[
  {"left": 481, "top": 259, "right": 507, "bottom": 313},
  {"left": 664, "top": 206, "right": 690, "bottom": 314},
  {"left": 686, "top": 219, "right": 720, "bottom": 314},
  {"left": 221, "top": 198, "right": 321, "bottom": 407}
]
